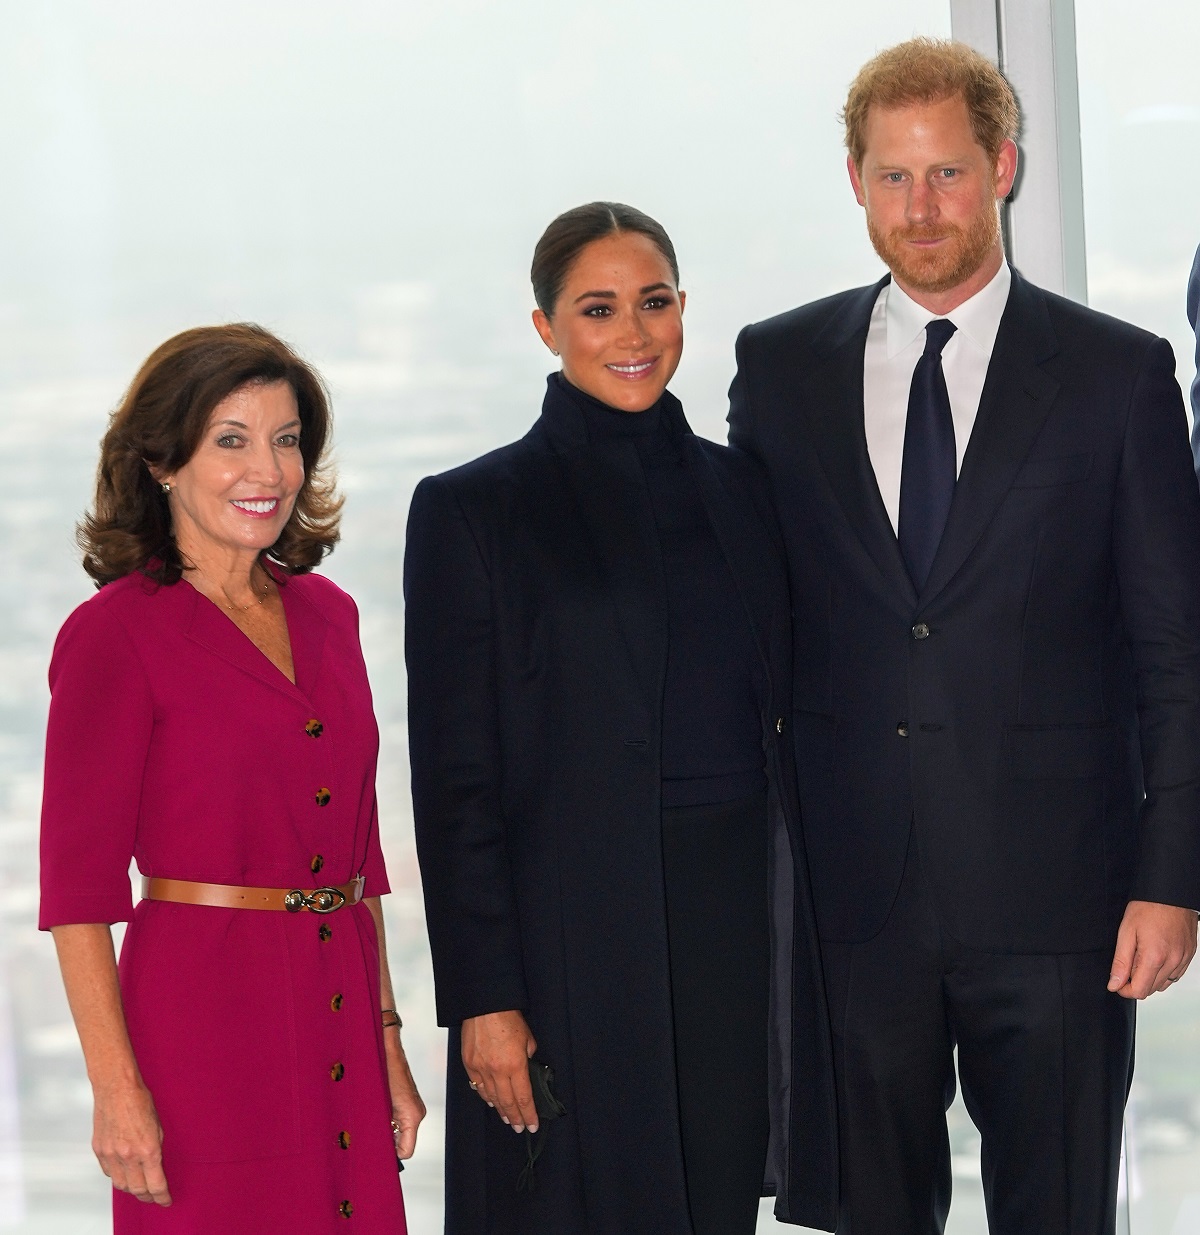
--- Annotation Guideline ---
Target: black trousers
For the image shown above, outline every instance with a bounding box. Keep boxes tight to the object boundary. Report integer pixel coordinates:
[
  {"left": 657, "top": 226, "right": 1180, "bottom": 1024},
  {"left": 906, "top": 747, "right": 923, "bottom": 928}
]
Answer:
[
  {"left": 820, "top": 832, "right": 1135, "bottom": 1235},
  {"left": 662, "top": 790, "right": 770, "bottom": 1235}
]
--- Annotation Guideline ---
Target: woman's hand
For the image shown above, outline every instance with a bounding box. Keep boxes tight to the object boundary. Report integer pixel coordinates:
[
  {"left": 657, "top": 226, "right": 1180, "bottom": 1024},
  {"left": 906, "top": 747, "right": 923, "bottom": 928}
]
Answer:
[
  {"left": 51, "top": 924, "right": 171, "bottom": 1205},
  {"left": 363, "top": 897, "right": 427, "bottom": 1159},
  {"left": 385, "top": 1038, "right": 427, "bottom": 1160},
  {"left": 461, "top": 1010, "right": 539, "bottom": 1133},
  {"left": 92, "top": 1077, "right": 171, "bottom": 1205}
]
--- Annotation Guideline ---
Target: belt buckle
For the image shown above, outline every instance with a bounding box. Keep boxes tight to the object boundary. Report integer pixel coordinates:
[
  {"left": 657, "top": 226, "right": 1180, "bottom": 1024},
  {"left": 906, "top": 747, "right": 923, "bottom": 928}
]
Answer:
[{"left": 284, "top": 886, "right": 347, "bottom": 914}]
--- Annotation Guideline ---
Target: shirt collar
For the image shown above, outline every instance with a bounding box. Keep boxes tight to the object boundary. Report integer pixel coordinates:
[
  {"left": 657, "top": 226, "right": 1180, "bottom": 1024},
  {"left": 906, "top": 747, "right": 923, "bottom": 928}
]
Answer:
[{"left": 885, "top": 259, "right": 1012, "bottom": 359}]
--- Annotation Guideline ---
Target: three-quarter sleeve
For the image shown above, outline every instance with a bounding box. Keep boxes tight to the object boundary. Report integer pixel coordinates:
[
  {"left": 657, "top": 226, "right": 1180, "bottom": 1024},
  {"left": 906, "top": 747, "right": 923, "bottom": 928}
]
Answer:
[
  {"left": 359, "top": 794, "right": 391, "bottom": 897},
  {"left": 39, "top": 600, "right": 154, "bottom": 929}
]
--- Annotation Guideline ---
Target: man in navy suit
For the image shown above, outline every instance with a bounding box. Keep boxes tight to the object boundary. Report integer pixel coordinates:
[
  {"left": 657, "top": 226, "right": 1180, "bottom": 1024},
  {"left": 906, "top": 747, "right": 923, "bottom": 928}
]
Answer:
[{"left": 729, "top": 38, "right": 1200, "bottom": 1235}]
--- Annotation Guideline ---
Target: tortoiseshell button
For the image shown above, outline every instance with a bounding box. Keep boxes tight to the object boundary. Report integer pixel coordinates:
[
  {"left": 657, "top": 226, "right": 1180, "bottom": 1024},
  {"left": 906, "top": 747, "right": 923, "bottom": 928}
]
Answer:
[
  {"left": 337, "top": 1130, "right": 351, "bottom": 1150},
  {"left": 318, "top": 924, "right": 333, "bottom": 942},
  {"left": 310, "top": 854, "right": 324, "bottom": 874},
  {"left": 330, "top": 1062, "right": 345, "bottom": 1082},
  {"left": 305, "top": 718, "right": 324, "bottom": 738},
  {"left": 315, "top": 788, "right": 332, "bottom": 807},
  {"left": 339, "top": 1200, "right": 353, "bottom": 1218},
  {"left": 331, "top": 993, "right": 344, "bottom": 1012}
]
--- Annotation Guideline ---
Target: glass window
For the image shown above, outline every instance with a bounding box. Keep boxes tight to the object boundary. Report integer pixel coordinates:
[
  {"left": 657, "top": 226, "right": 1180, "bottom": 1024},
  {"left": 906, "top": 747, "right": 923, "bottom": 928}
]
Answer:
[
  {"left": 1, "top": 4, "right": 962, "bottom": 1231},
  {"left": 1077, "top": 6, "right": 1200, "bottom": 1233}
]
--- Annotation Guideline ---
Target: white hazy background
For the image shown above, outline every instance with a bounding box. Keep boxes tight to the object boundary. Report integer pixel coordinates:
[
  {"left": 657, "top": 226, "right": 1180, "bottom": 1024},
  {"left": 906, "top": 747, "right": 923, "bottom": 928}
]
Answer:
[{"left": 1, "top": 2, "right": 1198, "bottom": 1232}]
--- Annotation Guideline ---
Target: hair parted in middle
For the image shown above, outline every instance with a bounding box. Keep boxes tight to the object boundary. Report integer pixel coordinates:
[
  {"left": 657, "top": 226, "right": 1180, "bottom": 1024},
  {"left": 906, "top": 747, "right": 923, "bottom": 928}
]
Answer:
[
  {"left": 842, "top": 37, "right": 1020, "bottom": 167},
  {"left": 530, "top": 201, "right": 680, "bottom": 317}
]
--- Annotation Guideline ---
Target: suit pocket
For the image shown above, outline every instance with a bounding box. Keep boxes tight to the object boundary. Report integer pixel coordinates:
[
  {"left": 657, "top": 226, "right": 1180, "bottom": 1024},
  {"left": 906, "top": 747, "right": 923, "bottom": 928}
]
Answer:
[
  {"left": 1011, "top": 451, "right": 1093, "bottom": 489},
  {"left": 1006, "top": 723, "right": 1117, "bottom": 779}
]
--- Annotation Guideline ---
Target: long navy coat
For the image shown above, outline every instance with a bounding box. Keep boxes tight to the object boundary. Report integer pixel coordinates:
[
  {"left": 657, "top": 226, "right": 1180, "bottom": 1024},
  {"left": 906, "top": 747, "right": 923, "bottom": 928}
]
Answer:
[{"left": 405, "top": 377, "right": 837, "bottom": 1233}]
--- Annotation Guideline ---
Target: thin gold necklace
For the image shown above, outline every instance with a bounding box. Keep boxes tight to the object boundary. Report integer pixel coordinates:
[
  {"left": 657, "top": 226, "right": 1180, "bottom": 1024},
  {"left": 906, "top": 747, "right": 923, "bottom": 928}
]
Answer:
[{"left": 204, "top": 565, "right": 272, "bottom": 613}]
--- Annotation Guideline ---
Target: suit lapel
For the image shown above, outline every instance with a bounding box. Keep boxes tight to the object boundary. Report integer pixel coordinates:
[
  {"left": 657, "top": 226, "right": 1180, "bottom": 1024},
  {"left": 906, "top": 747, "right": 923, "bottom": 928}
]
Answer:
[
  {"left": 802, "top": 280, "right": 918, "bottom": 611},
  {"left": 921, "top": 272, "right": 1061, "bottom": 604}
]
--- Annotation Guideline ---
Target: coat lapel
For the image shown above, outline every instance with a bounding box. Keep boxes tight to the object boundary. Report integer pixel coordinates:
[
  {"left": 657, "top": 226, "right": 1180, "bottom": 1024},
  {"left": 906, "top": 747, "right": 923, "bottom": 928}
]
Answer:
[
  {"left": 557, "top": 440, "right": 667, "bottom": 711},
  {"left": 685, "top": 441, "right": 778, "bottom": 679},
  {"left": 535, "top": 378, "right": 667, "bottom": 712},
  {"left": 921, "top": 271, "right": 1061, "bottom": 604},
  {"left": 802, "top": 279, "right": 918, "bottom": 612}
]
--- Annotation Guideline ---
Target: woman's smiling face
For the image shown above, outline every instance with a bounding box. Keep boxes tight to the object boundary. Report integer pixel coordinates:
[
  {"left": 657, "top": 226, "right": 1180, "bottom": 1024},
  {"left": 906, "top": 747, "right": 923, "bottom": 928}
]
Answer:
[
  {"left": 158, "top": 380, "right": 305, "bottom": 564},
  {"left": 533, "top": 230, "right": 685, "bottom": 413}
]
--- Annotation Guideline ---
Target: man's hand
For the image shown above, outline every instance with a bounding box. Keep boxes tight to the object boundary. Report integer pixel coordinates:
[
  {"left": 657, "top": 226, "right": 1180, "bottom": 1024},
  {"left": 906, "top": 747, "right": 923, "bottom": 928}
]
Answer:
[
  {"left": 1108, "top": 900, "right": 1199, "bottom": 999},
  {"left": 461, "top": 1010, "right": 539, "bottom": 1133}
]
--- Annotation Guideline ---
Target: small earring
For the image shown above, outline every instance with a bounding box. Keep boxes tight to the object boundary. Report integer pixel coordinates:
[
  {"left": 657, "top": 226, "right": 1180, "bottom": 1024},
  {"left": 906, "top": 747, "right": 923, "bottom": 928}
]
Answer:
[{"left": 161, "top": 482, "right": 171, "bottom": 494}]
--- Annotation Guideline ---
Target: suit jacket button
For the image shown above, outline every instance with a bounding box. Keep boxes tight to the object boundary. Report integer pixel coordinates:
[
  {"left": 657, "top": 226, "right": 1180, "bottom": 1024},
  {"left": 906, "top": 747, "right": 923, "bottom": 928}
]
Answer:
[
  {"left": 315, "top": 788, "right": 332, "bottom": 807},
  {"left": 330, "top": 1062, "right": 345, "bottom": 1082},
  {"left": 776, "top": 716, "right": 786, "bottom": 734},
  {"left": 912, "top": 623, "right": 930, "bottom": 640},
  {"left": 305, "top": 718, "right": 324, "bottom": 738},
  {"left": 896, "top": 722, "right": 910, "bottom": 738}
]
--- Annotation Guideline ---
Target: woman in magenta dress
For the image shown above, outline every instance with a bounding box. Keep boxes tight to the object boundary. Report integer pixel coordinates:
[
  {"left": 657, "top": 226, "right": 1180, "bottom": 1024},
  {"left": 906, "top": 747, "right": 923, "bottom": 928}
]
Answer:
[{"left": 38, "top": 324, "right": 425, "bottom": 1232}]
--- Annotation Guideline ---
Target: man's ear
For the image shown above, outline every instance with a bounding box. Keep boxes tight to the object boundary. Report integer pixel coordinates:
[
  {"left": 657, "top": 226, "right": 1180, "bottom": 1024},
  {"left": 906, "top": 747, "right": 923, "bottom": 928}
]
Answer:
[
  {"left": 847, "top": 154, "right": 867, "bottom": 208},
  {"left": 994, "top": 139, "right": 1019, "bottom": 201}
]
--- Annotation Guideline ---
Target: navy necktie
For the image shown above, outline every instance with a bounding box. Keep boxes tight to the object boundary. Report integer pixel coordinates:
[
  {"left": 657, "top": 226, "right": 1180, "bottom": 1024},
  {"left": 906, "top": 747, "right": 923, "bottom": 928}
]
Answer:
[{"left": 898, "top": 319, "right": 958, "bottom": 591}]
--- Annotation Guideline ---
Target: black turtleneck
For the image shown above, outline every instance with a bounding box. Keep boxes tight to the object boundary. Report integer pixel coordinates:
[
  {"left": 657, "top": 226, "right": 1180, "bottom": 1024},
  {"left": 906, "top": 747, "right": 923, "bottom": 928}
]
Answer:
[{"left": 553, "top": 374, "right": 765, "bottom": 808}]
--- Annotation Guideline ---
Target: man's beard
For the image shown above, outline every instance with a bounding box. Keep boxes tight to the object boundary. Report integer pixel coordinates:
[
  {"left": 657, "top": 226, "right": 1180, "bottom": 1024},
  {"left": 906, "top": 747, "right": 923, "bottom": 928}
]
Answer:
[{"left": 867, "top": 201, "right": 1000, "bottom": 294}]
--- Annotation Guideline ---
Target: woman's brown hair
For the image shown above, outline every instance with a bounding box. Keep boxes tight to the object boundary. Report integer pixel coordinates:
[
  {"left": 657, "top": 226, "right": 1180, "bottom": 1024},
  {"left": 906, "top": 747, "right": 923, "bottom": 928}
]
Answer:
[
  {"left": 79, "top": 323, "right": 342, "bottom": 586},
  {"left": 530, "top": 201, "right": 680, "bottom": 317}
]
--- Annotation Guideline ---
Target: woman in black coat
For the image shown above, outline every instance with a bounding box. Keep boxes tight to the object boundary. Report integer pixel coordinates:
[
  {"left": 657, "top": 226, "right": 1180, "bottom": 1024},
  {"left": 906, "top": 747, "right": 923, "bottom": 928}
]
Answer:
[{"left": 405, "top": 203, "right": 836, "bottom": 1235}]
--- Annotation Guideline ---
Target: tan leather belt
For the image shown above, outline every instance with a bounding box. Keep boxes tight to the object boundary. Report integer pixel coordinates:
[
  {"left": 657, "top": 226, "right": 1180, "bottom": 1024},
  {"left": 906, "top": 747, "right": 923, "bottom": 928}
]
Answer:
[{"left": 141, "top": 874, "right": 365, "bottom": 914}]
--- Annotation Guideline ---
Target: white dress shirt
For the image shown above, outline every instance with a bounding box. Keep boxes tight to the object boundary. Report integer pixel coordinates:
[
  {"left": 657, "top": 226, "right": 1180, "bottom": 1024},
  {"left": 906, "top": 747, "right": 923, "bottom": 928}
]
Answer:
[{"left": 863, "top": 260, "right": 1012, "bottom": 533}]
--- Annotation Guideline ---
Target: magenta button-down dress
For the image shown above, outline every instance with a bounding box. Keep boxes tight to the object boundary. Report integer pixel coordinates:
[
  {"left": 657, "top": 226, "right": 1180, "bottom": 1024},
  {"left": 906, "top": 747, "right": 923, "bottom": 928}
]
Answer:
[{"left": 39, "top": 569, "right": 408, "bottom": 1234}]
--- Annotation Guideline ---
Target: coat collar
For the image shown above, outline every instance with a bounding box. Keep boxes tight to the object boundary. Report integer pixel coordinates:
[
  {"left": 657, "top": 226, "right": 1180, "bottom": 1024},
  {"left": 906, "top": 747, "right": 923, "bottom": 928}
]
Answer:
[
  {"left": 535, "top": 372, "right": 692, "bottom": 451},
  {"left": 536, "top": 376, "right": 780, "bottom": 714}
]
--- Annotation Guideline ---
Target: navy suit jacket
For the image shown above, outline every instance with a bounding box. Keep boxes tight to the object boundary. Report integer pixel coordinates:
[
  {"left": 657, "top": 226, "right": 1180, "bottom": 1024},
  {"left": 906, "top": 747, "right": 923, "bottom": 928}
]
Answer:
[{"left": 729, "top": 268, "right": 1200, "bottom": 950}]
